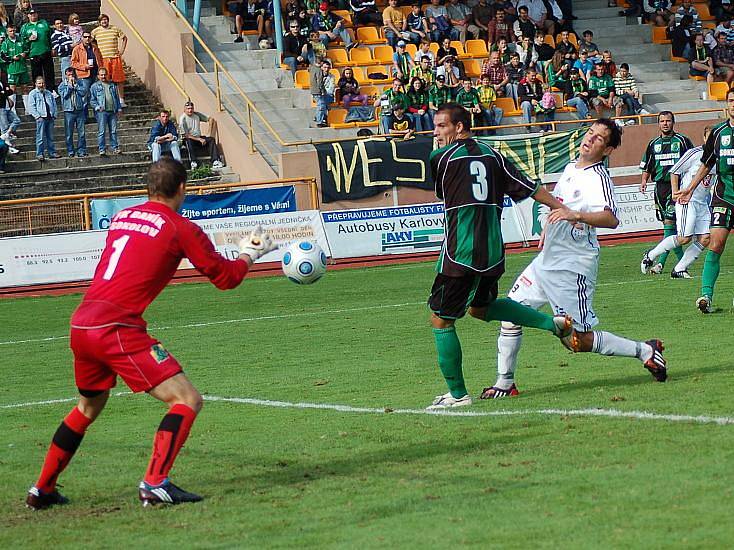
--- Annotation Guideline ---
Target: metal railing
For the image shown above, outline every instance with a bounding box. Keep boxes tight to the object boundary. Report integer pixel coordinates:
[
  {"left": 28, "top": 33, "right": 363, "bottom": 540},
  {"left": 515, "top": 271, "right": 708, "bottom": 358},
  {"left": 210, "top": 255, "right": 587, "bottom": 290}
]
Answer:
[{"left": 0, "top": 178, "right": 318, "bottom": 238}]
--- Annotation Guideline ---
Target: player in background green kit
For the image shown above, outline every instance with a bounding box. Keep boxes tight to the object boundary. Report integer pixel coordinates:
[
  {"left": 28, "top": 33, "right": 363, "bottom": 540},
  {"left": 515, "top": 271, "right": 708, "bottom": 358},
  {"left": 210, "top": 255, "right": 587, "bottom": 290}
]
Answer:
[
  {"left": 677, "top": 88, "right": 734, "bottom": 313},
  {"left": 426, "top": 103, "right": 575, "bottom": 410},
  {"left": 640, "top": 111, "right": 694, "bottom": 275}
]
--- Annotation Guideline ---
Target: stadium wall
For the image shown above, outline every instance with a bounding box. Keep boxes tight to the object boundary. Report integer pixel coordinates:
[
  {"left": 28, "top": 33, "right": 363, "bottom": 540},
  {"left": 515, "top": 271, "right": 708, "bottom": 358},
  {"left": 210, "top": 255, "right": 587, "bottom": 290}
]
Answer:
[
  {"left": 101, "top": 0, "right": 277, "bottom": 181},
  {"left": 2, "top": 1, "right": 101, "bottom": 23}
]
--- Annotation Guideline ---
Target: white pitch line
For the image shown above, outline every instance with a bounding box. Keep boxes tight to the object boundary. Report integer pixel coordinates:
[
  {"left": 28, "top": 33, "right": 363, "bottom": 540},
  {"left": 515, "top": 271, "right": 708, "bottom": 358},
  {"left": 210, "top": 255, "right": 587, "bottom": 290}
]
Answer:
[{"left": 2, "top": 393, "right": 733, "bottom": 426}]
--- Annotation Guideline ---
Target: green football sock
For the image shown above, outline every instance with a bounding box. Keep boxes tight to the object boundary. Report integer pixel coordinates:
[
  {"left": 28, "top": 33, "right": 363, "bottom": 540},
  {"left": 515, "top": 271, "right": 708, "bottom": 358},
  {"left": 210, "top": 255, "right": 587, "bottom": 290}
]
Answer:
[
  {"left": 658, "top": 225, "right": 678, "bottom": 267},
  {"left": 433, "top": 327, "right": 467, "bottom": 398},
  {"left": 484, "top": 298, "right": 555, "bottom": 333},
  {"left": 701, "top": 250, "right": 721, "bottom": 299}
]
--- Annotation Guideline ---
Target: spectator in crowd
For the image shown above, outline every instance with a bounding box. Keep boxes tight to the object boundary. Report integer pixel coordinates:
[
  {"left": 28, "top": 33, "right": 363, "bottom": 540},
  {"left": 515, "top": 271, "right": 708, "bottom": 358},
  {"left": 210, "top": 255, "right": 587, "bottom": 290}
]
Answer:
[
  {"left": 71, "top": 31, "right": 102, "bottom": 121},
  {"left": 91, "top": 14, "right": 128, "bottom": 107},
  {"left": 436, "top": 55, "right": 461, "bottom": 92},
  {"left": 0, "top": 24, "right": 29, "bottom": 104},
  {"left": 481, "top": 51, "right": 508, "bottom": 96},
  {"left": 504, "top": 51, "right": 525, "bottom": 101},
  {"left": 564, "top": 67, "right": 590, "bottom": 119},
  {"left": 612, "top": 63, "right": 645, "bottom": 121},
  {"left": 671, "top": 14, "right": 698, "bottom": 59},
  {"left": 67, "top": 13, "right": 83, "bottom": 46},
  {"left": 312, "top": 3, "right": 355, "bottom": 49},
  {"left": 21, "top": 9, "right": 55, "bottom": 94},
  {"left": 13, "top": 0, "right": 31, "bottom": 29},
  {"left": 494, "top": 0, "right": 518, "bottom": 23},
  {"left": 675, "top": 0, "right": 701, "bottom": 34},
  {"left": 179, "top": 101, "right": 224, "bottom": 169},
  {"left": 577, "top": 29, "right": 600, "bottom": 62},
  {"left": 376, "top": 77, "right": 407, "bottom": 134},
  {"left": 425, "top": 0, "right": 452, "bottom": 43},
  {"left": 472, "top": 0, "right": 494, "bottom": 41},
  {"left": 491, "top": 37, "right": 511, "bottom": 63},
  {"left": 57, "top": 67, "right": 87, "bottom": 157},
  {"left": 282, "top": 20, "right": 307, "bottom": 76},
  {"left": 532, "top": 30, "right": 555, "bottom": 66},
  {"left": 446, "top": 0, "right": 479, "bottom": 44},
  {"left": 573, "top": 49, "right": 594, "bottom": 80},
  {"left": 0, "top": 79, "right": 20, "bottom": 145},
  {"left": 437, "top": 36, "right": 460, "bottom": 68},
  {"left": 27, "top": 75, "right": 58, "bottom": 161},
  {"left": 406, "top": 75, "right": 432, "bottom": 131},
  {"left": 714, "top": 19, "right": 734, "bottom": 44},
  {"left": 555, "top": 29, "right": 577, "bottom": 61},
  {"left": 588, "top": 62, "right": 616, "bottom": 117},
  {"left": 428, "top": 74, "right": 451, "bottom": 115},
  {"left": 455, "top": 76, "right": 482, "bottom": 129},
  {"left": 487, "top": 9, "right": 514, "bottom": 46},
  {"left": 405, "top": 2, "right": 429, "bottom": 44},
  {"left": 688, "top": 32, "right": 714, "bottom": 83},
  {"left": 410, "top": 55, "right": 434, "bottom": 86},
  {"left": 513, "top": 6, "right": 536, "bottom": 41},
  {"left": 546, "top": 50, "right": 570, "bottom": 89},
  {"left": 51, "top": 18, "right": 73, "bottom": 79},
  {"left": 713, "top": 31, "right": 734, "bottom": 85},
  {"left": 518, "top": 67, "right": 545, "bottom": 131},
  {"left": 383, "top": 0, "right": 406, "bottom": 48},
  {"left": 230, "top": 0, "right": 270, "bottom": 44},
  {"left": 386, "top": 101, "right": 414, "bottom": 138},
  {"left": 350, "top": 0, "right": 382, "bottom": 26},
  {"left": 525, "top": 0, "right": 555, "bottom": 36},
  {"left": 650, "top": 0, "right": 672, "bottom": 27},
  {"left": 305, "top": 29, "right": 326, "bottom": 65},
  {"left": 477, "top": 74, "right": 503, "bottom": 135},
  {"left": 148, "top": 109, "right": 180, "bottom": 162},
  {"left": 414, "top": 40, "right": 435, "bottom": 68},
  {"left": 310, "top": 59, "right": 333, "bottom": 128},
  {"left": 0, "top": 4, "right": 9, "bottom": 33},
  {"left": 392, "top": 40, "right": 414, "bottom": 82},
  {"left": 89, "top": 67, "right": 122, "bottom": 155},
  {"left": 599, "top": 50, "right": 617, "bottom": 77},
  {"left": 338, "top": 66, "right": 368, "bottom": 108},
  {"left": 535, "top": 81, "right": 556, "bottom": 131},
  {"left": 515, "top": 35, "right": 538, "bottom": 69},
  {"left": 711, "top": 0, "right": 734, "bottom": 23}
]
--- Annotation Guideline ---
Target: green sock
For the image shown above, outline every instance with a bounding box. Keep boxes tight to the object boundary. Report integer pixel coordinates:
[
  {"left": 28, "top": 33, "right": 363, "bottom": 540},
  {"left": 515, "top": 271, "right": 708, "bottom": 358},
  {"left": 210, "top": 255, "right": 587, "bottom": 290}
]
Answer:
[
  {"left": 433, "top": 327, "right": 467, "bottom": 398},
  {"left": 484, "top": 298, "right": 555, "bottom": 333},
  {"left": 658, "top": 225, "right": 677, "bottom": 267},
  {"left": 701, "top": 250, "right": 721, "bottom": 299}
]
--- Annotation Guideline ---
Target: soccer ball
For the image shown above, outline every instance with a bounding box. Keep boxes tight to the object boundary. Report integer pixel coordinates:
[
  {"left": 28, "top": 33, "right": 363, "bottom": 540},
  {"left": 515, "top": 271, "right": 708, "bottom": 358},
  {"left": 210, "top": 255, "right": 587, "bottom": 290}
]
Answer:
[
  {"left": 258, "top": 38, "right": 271, "bottom": 50},
  {"left": 281, "top": 241, "right": 327, "bottom": 285}
]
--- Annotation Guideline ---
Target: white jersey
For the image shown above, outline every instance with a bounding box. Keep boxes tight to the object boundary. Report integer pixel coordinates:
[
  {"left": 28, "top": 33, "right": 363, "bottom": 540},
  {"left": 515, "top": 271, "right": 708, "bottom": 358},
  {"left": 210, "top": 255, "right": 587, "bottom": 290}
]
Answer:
[
  {"left": 538, "top": 161, "right": 618, "bottom": 279},
  {"left": 668, "top": 145, "right": 715, "bottom": 205}
]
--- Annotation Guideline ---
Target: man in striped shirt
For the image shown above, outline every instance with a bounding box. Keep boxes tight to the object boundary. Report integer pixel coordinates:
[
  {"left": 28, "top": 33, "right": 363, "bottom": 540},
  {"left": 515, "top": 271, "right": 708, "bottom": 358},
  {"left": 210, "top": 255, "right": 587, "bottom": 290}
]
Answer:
[
  {"left": 612, "top": 63, "right": 647, "bottom": 121},
  {"left": 91, "top": 14, "right": 128, "bottom": 108},
  {"left": 51, "top": 19, "right": 73, "bottom": 82}
]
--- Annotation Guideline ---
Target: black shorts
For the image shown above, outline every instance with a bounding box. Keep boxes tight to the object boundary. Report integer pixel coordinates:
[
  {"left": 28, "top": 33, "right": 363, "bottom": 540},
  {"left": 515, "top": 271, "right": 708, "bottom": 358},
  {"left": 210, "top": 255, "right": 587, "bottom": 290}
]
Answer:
[
  {"left": 654, "top": 184, "right": 676, "bottom": 222},
  {"left": 710, "top": 195, "right": 734, "bottom": 230},
  {"left": 428, "top": 273, "right": 499, "bottom": 320}
]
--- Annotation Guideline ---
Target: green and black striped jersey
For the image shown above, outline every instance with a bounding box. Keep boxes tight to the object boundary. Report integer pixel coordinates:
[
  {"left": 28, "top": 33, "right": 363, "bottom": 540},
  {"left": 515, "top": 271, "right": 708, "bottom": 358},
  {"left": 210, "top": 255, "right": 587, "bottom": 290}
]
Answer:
[
  {"left": 640, "top": 132, "right": 694, "bottom": 190},
  {"left": 702, "top": 120, "right": 734, "bottom": 206},
  {"left": 431, "top": 138, "right": 539, "bottom": 277}
]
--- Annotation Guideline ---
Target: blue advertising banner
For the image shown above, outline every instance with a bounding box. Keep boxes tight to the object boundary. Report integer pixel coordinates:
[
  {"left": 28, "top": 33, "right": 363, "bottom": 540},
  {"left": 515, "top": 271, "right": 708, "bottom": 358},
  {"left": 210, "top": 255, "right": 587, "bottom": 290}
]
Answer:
[{"left": 90, "top": 186, "right": 297, "bottom": 229}]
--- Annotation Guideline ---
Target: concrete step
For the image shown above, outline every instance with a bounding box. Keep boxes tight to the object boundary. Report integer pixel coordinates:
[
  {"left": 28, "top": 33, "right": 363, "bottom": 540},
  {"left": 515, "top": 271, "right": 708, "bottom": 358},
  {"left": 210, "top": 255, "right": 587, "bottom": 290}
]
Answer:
[
  {"left": 573, "top": 6, "right": 625, "bottom": 19},
  {"left": 207, "top": 48, "right": 279, "bottom": 70},
  {"left": 7, "top": 150, "right": 150, "bottom": 170}
]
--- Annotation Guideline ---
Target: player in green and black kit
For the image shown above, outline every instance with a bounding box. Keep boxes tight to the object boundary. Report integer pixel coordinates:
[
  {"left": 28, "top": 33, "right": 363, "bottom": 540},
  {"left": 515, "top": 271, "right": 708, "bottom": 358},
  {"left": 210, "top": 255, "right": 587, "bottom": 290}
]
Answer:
[
  {"left": 678, "top": 88, "right": 734, "bottom": 313},
  {"left": 426, "top": 103, "right": 575, "bottom": 410},
  {"left": 640, "top": 111, "right": 694, "bottom": 274}
]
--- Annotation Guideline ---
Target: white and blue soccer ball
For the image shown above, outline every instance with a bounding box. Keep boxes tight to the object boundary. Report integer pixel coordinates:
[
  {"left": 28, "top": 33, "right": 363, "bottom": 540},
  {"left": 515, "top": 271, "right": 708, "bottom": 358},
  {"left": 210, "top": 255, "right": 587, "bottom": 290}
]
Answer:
[{"left": 281, "top": 241, "right": 327, "bottom": 285}]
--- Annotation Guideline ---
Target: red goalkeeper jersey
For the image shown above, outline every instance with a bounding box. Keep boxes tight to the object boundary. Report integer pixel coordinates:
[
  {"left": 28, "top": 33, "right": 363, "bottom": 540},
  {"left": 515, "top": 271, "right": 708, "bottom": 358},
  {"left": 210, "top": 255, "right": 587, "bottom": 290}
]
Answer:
[{"left": 71, "top": 200, "right": 248, "bottom": 329}]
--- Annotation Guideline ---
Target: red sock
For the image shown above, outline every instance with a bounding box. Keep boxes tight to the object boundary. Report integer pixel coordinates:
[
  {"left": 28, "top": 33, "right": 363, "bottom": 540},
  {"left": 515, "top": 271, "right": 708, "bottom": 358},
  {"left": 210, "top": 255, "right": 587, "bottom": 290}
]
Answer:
[
  {"left": 144, "top": 404, "right": 197, "bottom": 486},
  {"left": 36, "top": 407, "right": 93, "bottom": 493}
]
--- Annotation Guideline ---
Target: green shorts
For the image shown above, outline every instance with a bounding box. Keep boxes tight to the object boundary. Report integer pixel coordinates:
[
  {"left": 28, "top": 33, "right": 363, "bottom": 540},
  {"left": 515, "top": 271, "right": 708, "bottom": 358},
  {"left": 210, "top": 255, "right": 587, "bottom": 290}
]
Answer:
[
  {"left": 710, "top": 195, "right": 734, "bottom": 230},
  {"left": 7, "top": 71, "right": 30, "bottom": 86},
  {"left": 428, "top": 273, "right": 499, "bottom": 320},
  {"left": 654, "top": 185, "right": 676, "bottom": 222}
]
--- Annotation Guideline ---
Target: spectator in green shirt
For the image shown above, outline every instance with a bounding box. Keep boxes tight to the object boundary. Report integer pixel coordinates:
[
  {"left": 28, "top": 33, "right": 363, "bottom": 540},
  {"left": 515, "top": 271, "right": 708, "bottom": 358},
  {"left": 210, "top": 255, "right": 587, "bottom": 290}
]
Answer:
[
  {"left": 428, "top": 74, "right": 452, "bottom": 117},
  {"left": 454, "top": 77, "right": 482, "bottom": 129},
  {"left": 0, "top": 24, "right": 29, "bottom": 92},
  {"left": 375, "top": 78, "right": 408, "bottom": 135},
  {"left": 406, "top": 76, "right": 432, "bottom": 131},
  {"left": 20, "top": 9, "right": 55, "bottom": 94},
  {"left": 588, "top": 62, "right": 615, "bottom": 116}
]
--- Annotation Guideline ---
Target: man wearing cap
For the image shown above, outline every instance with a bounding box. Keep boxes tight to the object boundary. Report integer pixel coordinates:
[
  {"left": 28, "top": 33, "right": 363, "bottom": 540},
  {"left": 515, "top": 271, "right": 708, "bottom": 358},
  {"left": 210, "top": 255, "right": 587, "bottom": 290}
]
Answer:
[
  {"left": 91, "top": 14, "right": 128, "bottom": 107},
  {"left": 20, "top": 9, "right": 55, "bottom": 94},
  {"left": 392, "top": 40, "right": 414, "bottom": 83},
  {"left": 375, "top": 78, "right": 408, "bottom": 134},
  {"left": 429, "top": 74, "right": 452, "bottom": 117},
  {"left": 311, "top": 2, "right": 356, "bottom": 49},
  {"left": 387, "top": 101, "right": 415, "bottom": 138},
  {"left": 179, "top": 101, "right": 224, "bottom": 170}
]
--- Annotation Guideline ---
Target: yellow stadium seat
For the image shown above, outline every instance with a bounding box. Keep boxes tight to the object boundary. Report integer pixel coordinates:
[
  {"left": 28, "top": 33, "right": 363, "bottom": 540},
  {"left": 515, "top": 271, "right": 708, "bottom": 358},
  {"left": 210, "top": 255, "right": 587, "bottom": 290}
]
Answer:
[
  {"left": 450, "top": 40, "right": 470, "bottom": 58},
  {"left": 328, "top": 108, "right": 355, "bottom": 128},
  {"left": 406, "top": 43, "right": 418, "bottom": 59},
  {"left": 360, "top": 85, "right": 379, "bottom": 102},
  {"left": 694, "top": 3, "right": 714, "bottom": 21},
  {"left": 329, "top": 68, "right": 341, "bottom": 82},
  {"left": 350, "top": 47, "right": 375, "bottom": 66},
  {"left": 556, "top": 33, "right": 578, "bottom": 48},
  {"left": 295, "top": 69, "right": 310, "bottom": 89},
  {"left": 333, "top": 10, "right": 353, "bottom": 27},
  {"left": 465, "top": 39, "right": 488, "bottom": 58},
  {"left": 429, "top": 42, "right": 439, "bottom": 57},
  {"left": 366, "top": 65, "right": 391, "bottom": 84},
  {"left": 351, "top": 66, "right": 369, "bottom": 84},
  {"left": 464, "top": 59, "right": 482, "bottom": 78},
  {"left": 357, "top": 26, "right": 386, "bottom": 44},
  {"left": 543, "top": 34, "right": 555, "bottom": 48},
  {"left": 374, "top": 45, "right": 395, "bottom": 64},
  {"left": 399, "top": 5, "right": 413, "bottom": 17},
  {"left": 327, "top": 48, "right": 352, "bottom": 67},
  {"left": 652, "top": 26, "right": 671, "bottom": 44},
  {"left": 709, "top": 81, "right": 729, "bottom": 100},
  {"left": 494, "top": 97, "right": 521, "bottom": 116}
]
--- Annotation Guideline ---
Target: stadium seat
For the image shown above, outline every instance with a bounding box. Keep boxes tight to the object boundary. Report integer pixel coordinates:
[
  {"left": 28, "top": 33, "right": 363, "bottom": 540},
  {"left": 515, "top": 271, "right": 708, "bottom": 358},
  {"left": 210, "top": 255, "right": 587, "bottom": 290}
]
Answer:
[
  {"left": 556, "top": 33, "right": 578, "bottom": 48},
  {"left": 709, "top": 81, "right": 729, "bottom": 100},
  {"left": 670, "top": 52, "right": 688, "bottom": 62},
  {"left": 327, "top": 48, "right": 352, "bottom": 67},
  {"left": 689, "top": 74, "right": 706, "bottom": 81},
  {"left": 694, "top": 3, "right": 714, "bottom": 21},
  {"left": 429, "top": 42, "right": 440, "bottom": 57},
  {"left": 652, "top": 26, "right": 670, "bottom": 44},
  {"left": 357, "top": 26, "right": 386, "bottom": 44},
  {"left": 350, "top": 47, "right": 375, "bottom": 66},
  {"left": 494, "top": 97, "right": 521, "bottom": 116},
  {"left": 352, "top": 66, "right": 369, "bottom": 84},
  {"left": 360, "top": 85, "right": 379, "bottom": 102},
  {"left": 464, "top": 59, "right": 482, "bottom": 78},
  {"left": 327, "top": 108, "right": 355, "bottom": 128},
  {"left": 543, "top": 34, "right": 555, "bottom": 48},
  {"left": 465, "top": 39, "right": 488, "bottom": 58},
  {"left": 366, "top": 65, "right": 391, "bottom": 84},
  {"left": 295, "top": 69, "right": 310, "bottom": 89},
  {"left": 450, "top": 40, "right": 470, "bottom": 59},
  {"left": 374, "top": 45, "right": 395, "bottom": 64},
  {"left": 332, "top": 10, "right": 353, "bottom": 27},
  {"left": 406, "top": 43, "right": 418, "bottom": 59},
  {"left": 399, "top": 5, "right": 413, "bottom": 16}
]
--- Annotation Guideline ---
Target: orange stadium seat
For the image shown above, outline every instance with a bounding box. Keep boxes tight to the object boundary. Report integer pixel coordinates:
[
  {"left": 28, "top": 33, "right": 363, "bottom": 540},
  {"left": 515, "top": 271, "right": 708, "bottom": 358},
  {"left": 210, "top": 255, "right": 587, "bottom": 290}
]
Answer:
[
  {"left": 694, "top": 3, "right": 714, "bottom": 21},
  {"left": 399, "top": 5, "right": 413, "bottom": 17},
  {"left": 543, "top": 34, "right": 555, "bottom": 48},
  {"left": 327, "top": 48, "right": 352, "bottom": 67},
  {"left": 465, "top": 39, "right": 488, "bottom": 58},
  {"left": 357, "top": 26, "right": 386, "bottom": 44},
  {"left": 332, "top": 10, "right": 353, "bottom": 27},
  {"left": 374, "top": 45, "right": 395, "bottom": 64},
  {"left": 360, "top": 85, "right": 379, "bottom": 102},
  {"left": 464, "top": 59, "right": 482, "bottom": 78},
  {"left": 327, "top": 108, "right": 355, "bottom": 128},
  {"left": 450, "top": 40, "right": 470, "bottom": 58},
  {"left": 350, "top": 47, "right": 375, "bottom": 66},
  {"left": 429, "top": 42, "right": 439, "bottom": 57},
  {"left": 366, "top": 65, "right": 391, "bottom": 84},
  {"left": 494, "top": 97, "right": 521, "bottom": 116},
  {"left": 294, "top": 69, "right": 310, "bottom": 89},
  {"left": 406, "top": 43, "right": 418, "bottom": 59},
  {"left": 351, "top": 66, "right": 369, "bottom": 84},
  {"left": 556, "top": 33, "right": 578, "bottom": 48},
  {"left": 652, "top": 26, "right": 671, "bottom": 44},
  {"left": 708, "top": 81, "right": 729, "bottom": 100}
]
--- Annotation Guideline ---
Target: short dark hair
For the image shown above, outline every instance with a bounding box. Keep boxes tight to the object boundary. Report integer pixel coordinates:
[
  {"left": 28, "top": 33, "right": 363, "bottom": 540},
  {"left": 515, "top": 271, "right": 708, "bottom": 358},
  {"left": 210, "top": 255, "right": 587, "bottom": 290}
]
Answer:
[
  {"left": 583, "top": 29, "right": 593, "bottom": 36},
  {"left": 357, "top": 128, "right": 374, "bottom": 137},
  {"left": 620, "top": 62, "right": 629, "bottom": 70},
  {"left": 65, "top": 67, "right": 75, "bottom": 75},
  {"left": 436, "top": 102, "right": 472, "bottom": 133},
  {"left": 658, "top": 110, "right": 675, "bottom": 123},
  {"left": 160, "top": 109, "right": 171, "bottom": 116},
  {"left": 147, "top": 158, "right": 187, "bottom": 198},
  {"left": 518, "top": 5, "right": 528, "bottom": 12},
  {"left": 594, "top": 118, "right": 622, "bottom": 150}
]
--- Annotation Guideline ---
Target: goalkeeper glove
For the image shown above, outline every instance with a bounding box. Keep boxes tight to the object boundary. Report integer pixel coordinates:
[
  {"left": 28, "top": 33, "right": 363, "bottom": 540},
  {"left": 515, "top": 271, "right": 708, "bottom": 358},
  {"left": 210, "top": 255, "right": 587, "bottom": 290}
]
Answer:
[{"left": 238, "top": 225, "right": 277, "bottom": 262}]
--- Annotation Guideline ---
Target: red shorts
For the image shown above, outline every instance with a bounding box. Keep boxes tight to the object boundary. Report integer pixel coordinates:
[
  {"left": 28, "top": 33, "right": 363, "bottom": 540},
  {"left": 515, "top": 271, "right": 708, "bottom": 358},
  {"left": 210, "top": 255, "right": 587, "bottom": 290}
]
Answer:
[
  {"left": 70, "top": 325, "right": 182, "bottom": 393},
  {"left": 102, "top": 56, "right": 125, "bottom": 83}
]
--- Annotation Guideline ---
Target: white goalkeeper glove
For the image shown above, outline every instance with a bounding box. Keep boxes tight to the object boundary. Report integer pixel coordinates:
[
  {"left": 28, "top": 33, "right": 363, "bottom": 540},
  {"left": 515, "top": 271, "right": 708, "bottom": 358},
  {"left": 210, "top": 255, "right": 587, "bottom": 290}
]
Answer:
[{"left": 238, "top": 225, "right": 277, "bottom": 262}]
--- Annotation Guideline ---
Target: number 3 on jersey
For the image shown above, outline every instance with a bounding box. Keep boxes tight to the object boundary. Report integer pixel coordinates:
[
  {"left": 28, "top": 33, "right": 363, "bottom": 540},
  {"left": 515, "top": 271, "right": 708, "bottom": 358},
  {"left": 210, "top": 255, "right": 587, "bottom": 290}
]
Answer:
[
  {"left": 470, "top": 160, "right": 488, "bottom": 201},
  {"left": 102, "top": 235, "right": 130, "bottom": 280}
]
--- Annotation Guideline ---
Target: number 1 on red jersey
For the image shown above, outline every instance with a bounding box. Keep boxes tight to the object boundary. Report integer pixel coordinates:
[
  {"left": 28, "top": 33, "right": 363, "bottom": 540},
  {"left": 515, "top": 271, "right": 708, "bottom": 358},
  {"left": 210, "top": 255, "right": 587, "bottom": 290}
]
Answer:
[{"left": 102, "top": 235, "right": 130, "bottom": 280}]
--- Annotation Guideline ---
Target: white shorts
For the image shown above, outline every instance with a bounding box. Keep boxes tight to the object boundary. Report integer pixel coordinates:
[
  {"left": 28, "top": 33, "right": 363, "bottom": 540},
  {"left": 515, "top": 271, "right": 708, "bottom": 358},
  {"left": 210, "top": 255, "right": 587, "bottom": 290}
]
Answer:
[
  {"left": 508, "top": 260, "right": 599, "bottom": 332},
  {"left": 675, "top": 201, "right": 710, "bottom": 238}
]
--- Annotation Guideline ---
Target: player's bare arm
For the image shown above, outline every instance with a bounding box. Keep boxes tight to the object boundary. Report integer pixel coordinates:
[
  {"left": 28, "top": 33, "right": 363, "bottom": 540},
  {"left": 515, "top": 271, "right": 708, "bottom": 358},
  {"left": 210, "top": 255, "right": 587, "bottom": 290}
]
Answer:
[
  {"left": 677, "top": 162, "right": 711, "bottom": 204},
  {"left": 546, "top": 206, "right": 619, "bottom": 228},
  {"left": 640, "top": 170, "right": 650, "bottom": 193},
  {"left": 532, "top": 185, "right": 566, "bottom": 212}
]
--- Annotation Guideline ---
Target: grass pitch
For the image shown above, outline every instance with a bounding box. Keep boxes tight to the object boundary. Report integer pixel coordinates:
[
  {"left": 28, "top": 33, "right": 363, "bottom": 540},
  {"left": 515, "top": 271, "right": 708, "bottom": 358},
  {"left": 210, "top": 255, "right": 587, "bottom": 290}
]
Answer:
[{"left": 2, "top": 241, "right": 734, "bottom": 548}]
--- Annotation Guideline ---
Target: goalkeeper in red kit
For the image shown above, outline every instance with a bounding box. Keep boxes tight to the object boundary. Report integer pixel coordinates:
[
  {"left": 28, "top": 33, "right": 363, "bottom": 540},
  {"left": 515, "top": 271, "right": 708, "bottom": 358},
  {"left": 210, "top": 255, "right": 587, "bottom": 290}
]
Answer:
[{"left": 26, "top": 158, "right": 277, "bottom": 509}]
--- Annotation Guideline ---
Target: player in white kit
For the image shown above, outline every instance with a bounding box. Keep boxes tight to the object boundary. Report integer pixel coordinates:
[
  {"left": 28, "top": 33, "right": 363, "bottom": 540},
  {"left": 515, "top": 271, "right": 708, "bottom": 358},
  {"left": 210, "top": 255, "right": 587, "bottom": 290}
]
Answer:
[
  {"left": 641, "top": 127, "right": 713, "bottom": 279},
  {"left": 480, "top": 119, "right": 668, "bottom": 400}
]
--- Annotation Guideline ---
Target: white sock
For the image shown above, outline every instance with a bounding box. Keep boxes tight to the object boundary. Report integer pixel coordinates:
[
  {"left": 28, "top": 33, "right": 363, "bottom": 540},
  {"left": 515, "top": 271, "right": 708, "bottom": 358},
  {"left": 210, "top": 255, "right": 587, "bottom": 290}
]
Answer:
[
  {"left": 674, "top": 241, "right": 705, "bottom": 272},
  {"left": 496, "top": 322, "right": 522, "bottom": 388},
  {"left": 648, "top": 235, "right": 679, "bottom": 260},
  {"left": 592, "top": 331, "right": 650, "bottom": 362}
]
